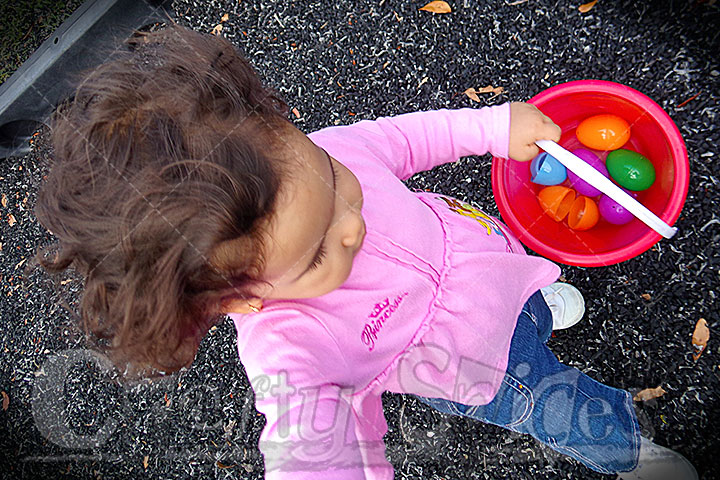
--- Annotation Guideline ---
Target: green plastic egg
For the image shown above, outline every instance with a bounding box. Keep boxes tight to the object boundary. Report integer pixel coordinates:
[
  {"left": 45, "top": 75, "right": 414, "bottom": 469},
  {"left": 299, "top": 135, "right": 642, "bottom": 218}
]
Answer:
[{"left": 606, "top": 149, "right": 656, "bottom": 191}]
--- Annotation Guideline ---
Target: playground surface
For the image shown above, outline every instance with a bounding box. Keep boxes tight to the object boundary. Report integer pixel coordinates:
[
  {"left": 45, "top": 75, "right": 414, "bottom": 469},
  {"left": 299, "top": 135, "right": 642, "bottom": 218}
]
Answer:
[{"left": 1, "top": 1, "right": 718, "bottom": 478}]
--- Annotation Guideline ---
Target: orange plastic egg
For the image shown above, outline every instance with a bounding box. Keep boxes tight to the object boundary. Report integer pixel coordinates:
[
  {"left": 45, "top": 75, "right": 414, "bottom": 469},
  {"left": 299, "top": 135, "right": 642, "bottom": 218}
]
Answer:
[
  {"left": 576, "top": 114, "right": 631, "bottom": 151},
  {"left": 538, "top": 186, "right": 576, "bottom": 222},
  {"left": 567, "top": 196, "right": 600, "bottom": 231}
]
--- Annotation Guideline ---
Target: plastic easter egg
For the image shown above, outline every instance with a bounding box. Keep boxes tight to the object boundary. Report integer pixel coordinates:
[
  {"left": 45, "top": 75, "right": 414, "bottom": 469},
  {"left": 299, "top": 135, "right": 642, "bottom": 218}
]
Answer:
[
  {"left": 566, "top": 149, "right": 609, "bottom": 197},
  {"left": 598, "top": 190, "right": 639, "bottom": 225},
  {"left": 576, "top": 114, "right": 631, "bottom": 151},
  {"left": 567, "top": 196, "right": 599, "bottom": 231},
  {"left": 606, "top": 149, "right": 656, "bottom": 191},
  {"left": 538, "top": 186, "right": 576, "bottom": 222},
  {"left": 530, "top": 152, "right": 567, "bottom": 185}
]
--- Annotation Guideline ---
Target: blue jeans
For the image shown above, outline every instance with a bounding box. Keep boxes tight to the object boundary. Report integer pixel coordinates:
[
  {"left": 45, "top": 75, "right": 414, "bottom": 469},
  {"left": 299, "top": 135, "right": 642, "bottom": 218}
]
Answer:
[{"left": 416, "top": 291, "right": 641, "bottom": 474}]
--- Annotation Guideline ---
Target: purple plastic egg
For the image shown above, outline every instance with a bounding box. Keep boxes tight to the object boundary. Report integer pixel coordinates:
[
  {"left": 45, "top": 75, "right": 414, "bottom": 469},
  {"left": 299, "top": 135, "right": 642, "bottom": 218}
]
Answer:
[
  {"left": 567, "top": 149, "right": 609, "bottom": 197},
  {"left": 598, "top": 190, "right": 639, "bottom": 225}
]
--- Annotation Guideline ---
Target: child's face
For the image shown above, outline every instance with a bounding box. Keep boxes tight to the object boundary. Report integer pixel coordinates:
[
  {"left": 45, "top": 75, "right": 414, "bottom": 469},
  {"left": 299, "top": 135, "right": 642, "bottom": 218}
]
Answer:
[{"left": 255, "top": 124, "right": 365, "bottom": 300}]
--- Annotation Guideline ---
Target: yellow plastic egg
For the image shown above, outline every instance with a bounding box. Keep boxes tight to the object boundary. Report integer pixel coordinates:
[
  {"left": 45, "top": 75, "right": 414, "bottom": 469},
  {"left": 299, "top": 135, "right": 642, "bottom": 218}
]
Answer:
[{"left": 576, "top": 114, "right": 631, "bottom": 151}]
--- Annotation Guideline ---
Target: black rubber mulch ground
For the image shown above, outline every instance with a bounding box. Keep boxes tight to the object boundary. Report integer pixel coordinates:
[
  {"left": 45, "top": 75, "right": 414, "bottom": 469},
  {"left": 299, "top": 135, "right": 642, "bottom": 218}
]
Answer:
[{"left": 1, "top": 1, "right": 718, "bottom": 479}]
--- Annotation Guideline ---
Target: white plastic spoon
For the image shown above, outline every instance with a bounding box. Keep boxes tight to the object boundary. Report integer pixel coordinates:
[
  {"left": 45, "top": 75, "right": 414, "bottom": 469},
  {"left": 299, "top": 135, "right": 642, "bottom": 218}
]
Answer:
[{"left": 535, "top": 140, "right": 677, "bottom": 239}]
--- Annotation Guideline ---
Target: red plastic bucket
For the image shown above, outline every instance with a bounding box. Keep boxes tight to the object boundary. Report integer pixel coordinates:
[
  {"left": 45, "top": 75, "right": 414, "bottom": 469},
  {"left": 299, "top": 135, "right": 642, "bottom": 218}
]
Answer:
[{"left": 491, "top": 80, "right": 689, "bottom": 267}]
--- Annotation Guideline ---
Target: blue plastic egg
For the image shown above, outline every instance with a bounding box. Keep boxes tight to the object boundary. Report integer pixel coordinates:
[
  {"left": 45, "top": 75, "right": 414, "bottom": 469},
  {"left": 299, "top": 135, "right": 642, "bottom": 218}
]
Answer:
[{"left": 530, "top": 152, "right": 567, "bottom": 186}]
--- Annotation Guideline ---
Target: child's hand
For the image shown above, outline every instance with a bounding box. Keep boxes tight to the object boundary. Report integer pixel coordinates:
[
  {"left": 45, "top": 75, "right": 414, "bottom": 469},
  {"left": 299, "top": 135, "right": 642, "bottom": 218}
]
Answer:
[{"left": 508, "top": 102, "right": 561, "bottom": 162}]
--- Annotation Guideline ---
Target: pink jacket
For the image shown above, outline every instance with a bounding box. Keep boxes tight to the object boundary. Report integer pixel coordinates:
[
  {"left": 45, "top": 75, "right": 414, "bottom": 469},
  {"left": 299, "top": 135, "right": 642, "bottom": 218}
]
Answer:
[{"left": 230, "top": 104, "right": 560, "bottom": 479}]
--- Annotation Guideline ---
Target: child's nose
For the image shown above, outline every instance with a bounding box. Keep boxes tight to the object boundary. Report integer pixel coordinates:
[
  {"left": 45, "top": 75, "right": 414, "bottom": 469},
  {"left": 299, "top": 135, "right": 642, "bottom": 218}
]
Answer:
[{"left": 341, "top": 210, "right": 365, "bottom": 249}]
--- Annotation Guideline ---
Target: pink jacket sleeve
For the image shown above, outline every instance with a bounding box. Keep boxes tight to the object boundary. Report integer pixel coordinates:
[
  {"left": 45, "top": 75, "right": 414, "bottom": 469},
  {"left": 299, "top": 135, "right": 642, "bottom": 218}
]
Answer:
[
  {"left": 311, "top": 104, "right": 511, "bottom": 180},
  {"left": 252, "top": 379, "right": 386, "bottom": 479},
  {"left": 234, "top": 311, "right": 394, "bottom": 480}
]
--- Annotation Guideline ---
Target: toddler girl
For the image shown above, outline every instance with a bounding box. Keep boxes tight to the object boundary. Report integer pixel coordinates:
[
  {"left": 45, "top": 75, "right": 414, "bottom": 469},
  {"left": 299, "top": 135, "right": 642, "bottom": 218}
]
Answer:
[{"left": 34, "top": 26, "right": 696, "bottom": 480}]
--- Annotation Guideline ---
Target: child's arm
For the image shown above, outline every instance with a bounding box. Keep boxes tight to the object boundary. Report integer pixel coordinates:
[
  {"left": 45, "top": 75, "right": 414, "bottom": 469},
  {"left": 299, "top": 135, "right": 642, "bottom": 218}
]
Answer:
[
  {"left": 235, "top": 312, "right": 393, "bottom": 479},
  {"left": 252, "top": 383, "right": 390, "bottom": 479},
  {"left": 310, "top": 102, "right": 560, "bottom": 180}
]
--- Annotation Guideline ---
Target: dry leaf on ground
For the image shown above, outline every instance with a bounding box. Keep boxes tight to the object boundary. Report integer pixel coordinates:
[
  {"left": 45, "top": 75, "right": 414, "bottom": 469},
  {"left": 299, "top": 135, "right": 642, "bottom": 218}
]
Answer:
[
  {"left": 8, "top": 214, "right": 16, "bottom": 226},
  {"left": 463, "top": 86, "right": 504, "bottom": 102},
  {"left": 692, "top": 318, "right": 709, "bottom": 361},
  {"left": 1, "top": 193, "right": 7, "bottom": 207},
  {"left": 633, "top": 386, "right": 667, "bottom": 402},
  {"left": 579, "top": 0, "right": 598, "bottom": 13},
  {"left": 419, "top": 1, "right": 452, "bottom": 14},
  {"left": 641, "top": 293, "right": 651, "bottom": 301},
  {"left": 143, "top": 455, "right": 149, "bottom": 470},
  {"left": 292, "top": 107, "right": 301, "bottom": 118},
  {"left": 477, "top": 85, "right": 504, "bottom": 95},
  {"left": 464, "top": 88, "right": 481, "bottom": 103},
  {"left": 1, "top": 391, "right": 8, "bottom": 411},
  {"left": 221, "top": 13, "right": 230, "bottom": 22},
  {"left": 211, "top": 24, "right": 223, "bottom": 35}
]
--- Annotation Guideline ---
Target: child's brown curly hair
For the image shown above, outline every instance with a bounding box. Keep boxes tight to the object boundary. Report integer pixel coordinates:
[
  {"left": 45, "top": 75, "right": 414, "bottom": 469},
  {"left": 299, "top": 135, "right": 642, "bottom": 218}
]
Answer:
[{"left": 33, "top": 25, "right": 290, "bottom": 375}]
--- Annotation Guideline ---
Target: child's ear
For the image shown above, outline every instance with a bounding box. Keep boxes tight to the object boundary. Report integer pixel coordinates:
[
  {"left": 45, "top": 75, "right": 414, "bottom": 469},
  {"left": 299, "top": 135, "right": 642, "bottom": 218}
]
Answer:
[{"left": 221, "top": 297, "right": 263, "bottom": 314}]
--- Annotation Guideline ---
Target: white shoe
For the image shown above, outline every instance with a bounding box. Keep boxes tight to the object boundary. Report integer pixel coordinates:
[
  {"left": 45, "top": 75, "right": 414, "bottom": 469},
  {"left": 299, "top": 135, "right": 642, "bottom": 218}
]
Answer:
[
  {"left": 618, "top": 437, "right": 698, "bottom": 480},
  {"left": 540, "top": 282, "right": 585, "bottom": 330}
]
